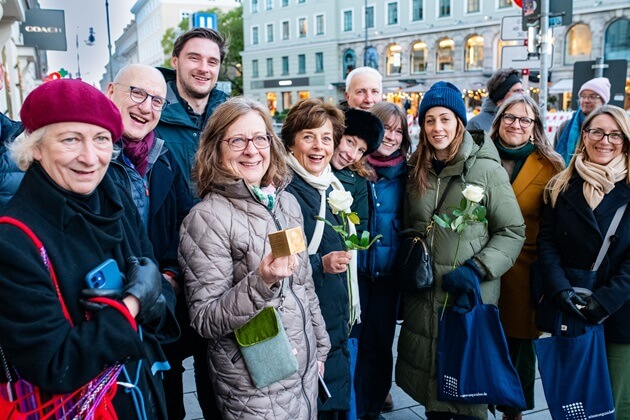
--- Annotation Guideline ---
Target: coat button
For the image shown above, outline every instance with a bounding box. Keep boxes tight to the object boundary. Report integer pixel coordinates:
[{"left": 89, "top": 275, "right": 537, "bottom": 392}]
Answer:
[{"left": 610, "top": 235, "right": 618, "bottom": 243}]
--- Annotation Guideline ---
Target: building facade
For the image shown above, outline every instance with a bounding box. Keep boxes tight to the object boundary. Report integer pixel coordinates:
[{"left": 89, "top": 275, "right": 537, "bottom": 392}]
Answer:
[{"left": 242, "top": 0, "right": 630, "bottom": 115}]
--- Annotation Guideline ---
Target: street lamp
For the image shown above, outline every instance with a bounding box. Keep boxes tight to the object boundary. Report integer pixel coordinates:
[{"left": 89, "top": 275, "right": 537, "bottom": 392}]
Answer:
[{"left": 105, "top": 0, "right": 114, "bottom": 81}]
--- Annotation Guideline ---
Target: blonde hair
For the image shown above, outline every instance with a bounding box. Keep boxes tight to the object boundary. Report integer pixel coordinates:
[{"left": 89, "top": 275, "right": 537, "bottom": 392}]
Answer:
[
  {"left": 7, "top": 127, "right": 47, "bottom": 171},
  {"left": 545, "top": 105, "right": 630, "bottom": 207}
]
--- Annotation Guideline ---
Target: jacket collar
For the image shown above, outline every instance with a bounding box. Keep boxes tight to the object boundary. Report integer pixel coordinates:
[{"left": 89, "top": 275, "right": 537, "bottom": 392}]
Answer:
[{"left": 512, "top": 150, "right": 545, "bottom": 197}]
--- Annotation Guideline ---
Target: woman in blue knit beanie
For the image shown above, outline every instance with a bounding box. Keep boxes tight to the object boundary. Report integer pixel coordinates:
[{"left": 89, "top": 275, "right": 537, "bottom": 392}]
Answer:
[{"left": 395, "top": 81, "right": 526, "bottom": 419}]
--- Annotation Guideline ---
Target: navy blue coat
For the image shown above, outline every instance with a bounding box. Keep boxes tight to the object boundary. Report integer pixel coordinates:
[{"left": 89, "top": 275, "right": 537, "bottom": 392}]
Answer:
[
  {"left": 537, "top": 176, "right": 630, "bottom": 342},
  {"left": 0, "top": 113, "right": 24, "bottom": 209},
  {"left": 286, "top": 172, "right": 351, "bottom": 412}
]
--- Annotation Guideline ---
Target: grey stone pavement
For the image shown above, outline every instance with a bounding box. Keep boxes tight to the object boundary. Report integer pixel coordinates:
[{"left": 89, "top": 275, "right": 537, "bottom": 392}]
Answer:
[{"left": 182, "top": 326, "right": 552, "bottom": 419}]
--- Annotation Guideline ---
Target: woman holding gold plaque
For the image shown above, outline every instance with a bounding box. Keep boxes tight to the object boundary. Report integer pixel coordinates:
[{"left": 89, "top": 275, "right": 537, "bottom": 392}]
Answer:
[{"left": 179, "top": 97, "right": 330, "bottom": 419}]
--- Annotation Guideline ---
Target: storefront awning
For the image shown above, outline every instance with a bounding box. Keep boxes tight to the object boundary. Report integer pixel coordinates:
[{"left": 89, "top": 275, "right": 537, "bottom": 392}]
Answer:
[{"left": 549, "top": 79, "right": 573, "bottom": 94}]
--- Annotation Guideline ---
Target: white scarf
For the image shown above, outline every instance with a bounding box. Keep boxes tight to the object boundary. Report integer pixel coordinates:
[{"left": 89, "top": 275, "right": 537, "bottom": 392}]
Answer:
[
  {"left": 286, "top": 153, "right": 361, "bottom": 325},
  {"left": 575, "top": 154, "right": 628, "bottom": 209}
]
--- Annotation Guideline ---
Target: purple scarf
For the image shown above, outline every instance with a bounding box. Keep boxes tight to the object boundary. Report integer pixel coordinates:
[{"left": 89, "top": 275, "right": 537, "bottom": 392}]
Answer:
[
  {"left": 366, "top": 152, "right": 406, "bottom": 168},
  {"left": 121, "top": 131, "right": 155, "bottom": 177}
]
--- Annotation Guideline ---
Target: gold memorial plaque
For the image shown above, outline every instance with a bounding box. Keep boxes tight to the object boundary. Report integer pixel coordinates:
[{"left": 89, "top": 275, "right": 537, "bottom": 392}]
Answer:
[{"left": 268, "top": 226, "right": 307, "bottom": 258}]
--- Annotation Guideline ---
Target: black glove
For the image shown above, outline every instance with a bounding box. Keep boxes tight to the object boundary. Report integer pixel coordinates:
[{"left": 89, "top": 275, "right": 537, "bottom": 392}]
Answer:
[
  {"left": 80, "top": 287, "right": 122, "bottom": 312},
  {"left": 554, "top": 290, "right": 587, "bottom": 320},
  {"left": 580, "top": 296, "right": 609, "bottom": 324},
  {"left": 124, "top": 256, "right": 162, "bottom": 320},
  {"left": 442, "top": 259, "right": 482, "bottom": 294}
]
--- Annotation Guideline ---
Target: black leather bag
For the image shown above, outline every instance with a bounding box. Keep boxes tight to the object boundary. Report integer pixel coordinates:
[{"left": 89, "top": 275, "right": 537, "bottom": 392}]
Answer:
[{"left": 396, "top": 229, "right": 433, "bottom": 293}]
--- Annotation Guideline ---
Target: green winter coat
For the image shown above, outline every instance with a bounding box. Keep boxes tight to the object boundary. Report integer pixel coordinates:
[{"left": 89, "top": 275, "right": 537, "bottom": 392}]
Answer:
[{"left": 395, "top": 130, "right": 525, "bottom": 418}]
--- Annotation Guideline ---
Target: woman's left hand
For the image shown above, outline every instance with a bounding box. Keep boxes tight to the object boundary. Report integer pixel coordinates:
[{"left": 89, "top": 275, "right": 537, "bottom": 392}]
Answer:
[
  {"left": 318, "top": 361, "right": 325, "bottom": 376},
  {"left": 259, "top": 253, "right": 299, "bottom": 287}
]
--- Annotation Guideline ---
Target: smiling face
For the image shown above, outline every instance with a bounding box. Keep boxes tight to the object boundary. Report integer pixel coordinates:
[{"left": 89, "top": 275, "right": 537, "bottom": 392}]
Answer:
[
  {"left": 33, "top": 122, "right": 113, "bottom": 195},
  {"left": 220, "top": 111, "right": 271, "bottom": 186},
  {"left": 289, "top": 119, "right": 335, "bottom": 176},
  {"left": 498, "top": 102, "right": 535, "bottom": 148},
  {"left": 330, "top": 135, "right": 368, "bottom": 170},
  {"left": 107, "top": 65, "right": 166, "bottom": 141},
  {"left": 423, "top": 107, "right": 459, "bottom": 160},
  {"left": 374, "top": 116, "right": 403, "bottom": 157},
  {"left": 579, "top": 89, "right": 605, "bottom": 115},
  {"left": 346, "top": 73, "right": 382, "bottom": 110},
  {"left": 171, "top": 37, "right": 221, "bottom": 101},
  {"left": 583, "top": 114, "right": 625, "bottom": 165}
]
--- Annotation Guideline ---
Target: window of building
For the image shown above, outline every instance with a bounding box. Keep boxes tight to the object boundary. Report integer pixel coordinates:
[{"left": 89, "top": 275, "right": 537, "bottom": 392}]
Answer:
[
  {"left": 364, "top": 46, "right": 378, "bottom": 69},
  {"left": 252, "top": 26, "right": 259, "bottom": 45},
  {"left": 267, "top": 92, "right": 277, "bottom": 115},
  {"left": 386, "top": 44, "right": 402, "bottom": 75},
  {"left": 298, "top": 54, "right": 306, "bottom": 74},
  {"left": 180, "top": 11, "right": 191, "bottom": 21},
  {"left": 465, "top": 35, "right": 484, "bottom": 70},
  {"left": 343, "top": 10, "right": 353, "bottom": 32},
  {"left": 282, "top": 21, "right": 290, "bottom": 40},
  {"left": 604, "top": 18, "right": 629, "bottom": 61},
  {"left": 282, "top": 92, "right": 293, "bottom": 110},
  {"left": 365, "top": 6, "right": 375, "bottom": 29},
  {"left": 267, "top": 23, "right": 274, "bottom": 42},
  {"left": 437, "top": 38, "right": 455, "bottom": 71},
  {"left": 438, "top": 0, "right": 451, "bottom": 18},
  {"left": 412, "top": 0, "right": 423, "bottom": 21},
  {"left": 387, "top": 2, "right": 398, "bottom": 25},
  {"left": 565, "top": 23, "right": 592, "bottom": 65},
  {"left": 315, "top": 52, "right": 324, "bottom": 73},
  {"left": 343, "top": 49, "right": 357, "bottom": 77},
  {"left": 282, "top": 0, "right": 288, "bottom": 6},
  {"left": 252, "top": 0, "right": 259, "bottom": 13},
  {"left": 252, "top": 59, "right": 259, "bottom": 78},
  {"left": 316, "top": 14, "right": 324, "bottom": 35},
  {"left": 498, "top": 0, "right": 512, "bottom": 9},
  {"left": 298, "top": 17, "right": 307, "bottom": 37},
  {"left": 466, "top": 0, "right": 480, "bottom": 13},
  {"left": 298, "top": 0, "right": 305, "bottom": 3},
  {"left": 411, "top": 41, "right": 428, "bottom": 73},
  {"left": 282, "top": 56, "right": 289, "bottom": 75},
  {"left": 298, "top": 91, "right": 310, "bottom": 100},
  {"left": 267, "top": 58, "right": 273, "bottom": 76},
  {"left": 265, "top": 0, "right": 272, "bottom": 11}
]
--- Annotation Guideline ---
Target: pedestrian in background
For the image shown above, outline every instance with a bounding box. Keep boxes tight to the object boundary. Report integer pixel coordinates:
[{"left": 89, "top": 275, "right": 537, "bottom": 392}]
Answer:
[
  {"left": 342, "top": 67, "right": 383, "bottom": 111},
  {"left": 467, "top": 68, "right": 523, "bottom": 133},
  {"left": 0, "top": 61, "right": 24, "bottom": 210},
  {"left": 155, "top": 27, "right": 230, "bottom": 419},
  {"left": 538, "top": 105, "right": 630, "bottom": 416},
  {"left": 489, "top": 95, "right": 564, "bottom": 419},
  {"left": 355, "top": 101, "right": 410, "bottom": 419},
  {"left": 179, "top": 97, "right": 330, "bottom": 419},
  {"left": 282, "top": 98, "right": 353, "bottom": 419},
  {"left": 396, "top": 81, "right": 525, "bottom": 419},
  {"left": 554, "top": 77, "right": 611, "bottom": 165}
]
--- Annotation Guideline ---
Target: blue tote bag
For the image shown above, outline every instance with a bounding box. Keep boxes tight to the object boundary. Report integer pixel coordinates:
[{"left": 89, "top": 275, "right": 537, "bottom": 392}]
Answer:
[
  {"left": 437, "top": 285, "right": 526, "bottom": 408},
  {"left": 535, "top": 323, "right": 615, "bottom": 419}
]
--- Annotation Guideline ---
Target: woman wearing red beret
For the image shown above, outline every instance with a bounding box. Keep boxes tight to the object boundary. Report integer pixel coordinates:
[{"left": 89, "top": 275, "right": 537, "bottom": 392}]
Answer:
[{"left": 0, "top": 79, "right": 178, "bottom": 419}]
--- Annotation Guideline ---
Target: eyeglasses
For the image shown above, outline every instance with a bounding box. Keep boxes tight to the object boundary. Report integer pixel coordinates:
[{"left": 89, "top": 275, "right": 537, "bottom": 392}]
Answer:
[
  {"left": 579, "top": 94, "right": 601, "bottom": 102},
  {"left": 117, "top": 84, "right": 169, "bottom": 111},
  {"left": 583, "top": 129, "right": 626, "bottom": 145},
  {"left": 502, "top": 113, "right": 534, "bottom": 128},
  {"left": 222, "top": 134, "right": 272, "bottom": 151}
]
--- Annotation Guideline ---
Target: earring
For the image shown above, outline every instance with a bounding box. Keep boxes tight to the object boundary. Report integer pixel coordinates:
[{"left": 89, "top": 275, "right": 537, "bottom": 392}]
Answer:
[{"left": 529, "top": 135, "right": 534, "bottom": 144}]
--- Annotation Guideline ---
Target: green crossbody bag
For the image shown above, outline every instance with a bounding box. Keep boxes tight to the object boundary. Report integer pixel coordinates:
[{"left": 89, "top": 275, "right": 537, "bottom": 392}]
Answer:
[{"left": 234, "top": 280, "right": 298, "bottom": 388}]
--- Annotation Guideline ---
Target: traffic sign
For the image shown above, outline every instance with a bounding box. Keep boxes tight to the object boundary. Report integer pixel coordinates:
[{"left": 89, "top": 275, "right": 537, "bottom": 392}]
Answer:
[
  {"left": 501, "top": 16, "right": 527, "bottom": 41},
  {"left": 501, "top": 45, "right": 553, "bottom": 70},
  {"left": 192, "top": 12, "right": 217, "bottom": 30}
]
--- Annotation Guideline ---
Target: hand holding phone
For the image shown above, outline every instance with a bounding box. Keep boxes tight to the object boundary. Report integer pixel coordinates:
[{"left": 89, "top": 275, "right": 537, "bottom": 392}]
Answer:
[{"left": 85, "top": 259, "right": 123, "bottom": 291}]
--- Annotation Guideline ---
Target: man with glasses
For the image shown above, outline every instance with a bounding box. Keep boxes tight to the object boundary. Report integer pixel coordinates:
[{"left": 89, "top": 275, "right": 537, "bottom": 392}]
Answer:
[
  {"left": 155, "top": 28, "right": 230, "bottom": 200},
  {"left": 106, "top": 63, "right": 197, "bottom": 420},
  {"left": 467, "top": 68, "right": 524, "bottom": 133},
  {"left": 555, "top": 77, "right": 611, "bottom": 165}
]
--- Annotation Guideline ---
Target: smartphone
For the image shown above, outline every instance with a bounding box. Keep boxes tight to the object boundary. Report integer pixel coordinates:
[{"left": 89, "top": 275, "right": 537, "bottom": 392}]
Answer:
[
  {"left": 318, "top": 372, "right": 331, "bottom": 405},
  {"left": 85, "top": 259, "right": 123, "bottom": 291}
]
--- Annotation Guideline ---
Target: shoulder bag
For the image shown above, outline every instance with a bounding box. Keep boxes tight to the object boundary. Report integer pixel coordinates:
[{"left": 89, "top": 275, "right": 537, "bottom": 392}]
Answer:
[
  {"left": 396, "top": 177, "right": 457, "bottom": 293},
  {"left": 0, "top": 216, "right": 122, "bottom": 420}
]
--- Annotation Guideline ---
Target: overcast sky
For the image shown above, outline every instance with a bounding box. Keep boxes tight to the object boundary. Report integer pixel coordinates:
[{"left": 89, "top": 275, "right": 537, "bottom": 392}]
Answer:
[{"left": 38, "top": 0, "right": 134, "bottom": 85}]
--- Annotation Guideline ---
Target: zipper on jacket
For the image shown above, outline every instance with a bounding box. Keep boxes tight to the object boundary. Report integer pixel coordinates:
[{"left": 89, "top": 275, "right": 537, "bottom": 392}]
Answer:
[{"left": 430, "top": 178, "right": 442, "bottom": 249}]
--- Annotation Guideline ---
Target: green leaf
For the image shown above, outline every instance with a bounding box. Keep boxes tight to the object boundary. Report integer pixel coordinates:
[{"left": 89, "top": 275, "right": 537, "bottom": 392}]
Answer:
[
  {"left": 347, "top": 212, "right": 361, "bottom": 225},
  {"left": 345, "top": 240, "right": 356, "bottom": 249},
  {"left": 452, "top": 209, "right": 463, "bottom": 217},
  {"left": 473, "top": 205, "right": 487, "bottom": 221},
  {"left": 359, "top": 230, "right": 370, "bottom": 247},
  {"left": 347, "top": 233, "right": 359, "bottom": 244},
  {"left": 456, "top": 223, "right": 467, "bottom": 234},
  {"left": 450, "top": 216, "right": 464, "bottom": 231},
  {"left": 460, "top": 197, "right": 468, "bottom": 211},
  {"left": 432, "top": 214, "right": 450, "bottom": 229},
  {"left": 442, "top": 213, "right": 452, "bottom": 224},
  {"left": 332, "top": 226, "right": 348, "bottom": 238}
]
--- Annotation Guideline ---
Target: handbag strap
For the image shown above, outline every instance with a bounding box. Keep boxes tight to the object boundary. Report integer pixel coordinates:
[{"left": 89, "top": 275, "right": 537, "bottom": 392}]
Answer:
[
  {"left": 0, "top": 217, "right": 72, "bottom": 325},
  {"left": 434, "top": 176, "right": 458, "bottom": 217},
  {"left": 591, "top": 203, "right": 627, "bottom": 271}
]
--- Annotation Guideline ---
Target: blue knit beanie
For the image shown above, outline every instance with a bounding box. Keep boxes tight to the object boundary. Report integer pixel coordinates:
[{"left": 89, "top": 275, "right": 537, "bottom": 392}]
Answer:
[{"left": 418, "top": 81, "right": 467, "bottom": 126}]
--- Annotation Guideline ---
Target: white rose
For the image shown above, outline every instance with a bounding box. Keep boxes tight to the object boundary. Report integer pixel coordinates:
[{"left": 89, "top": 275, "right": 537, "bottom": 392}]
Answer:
[
  {"left": 328, "top": 190, "right": 354, "bottom": 214},
  {"left": 462, "top": 184, "right": 484, "bottom": 203}
]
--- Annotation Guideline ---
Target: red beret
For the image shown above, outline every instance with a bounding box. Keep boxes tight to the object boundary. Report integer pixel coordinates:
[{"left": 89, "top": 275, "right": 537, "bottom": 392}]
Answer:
[{"left": 20, "top": 79, "right": 124, "bottom": 140}]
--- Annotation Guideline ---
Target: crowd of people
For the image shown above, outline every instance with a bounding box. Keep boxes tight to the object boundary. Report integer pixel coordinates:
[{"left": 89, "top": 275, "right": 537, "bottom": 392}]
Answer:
[{"left": 0, "top": 26, "right": 628, "bottom": 420}]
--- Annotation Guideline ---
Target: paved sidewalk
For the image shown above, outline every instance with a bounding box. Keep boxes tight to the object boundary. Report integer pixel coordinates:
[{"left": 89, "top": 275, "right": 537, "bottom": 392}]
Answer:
[{"left": 182, "top": 326, "right": 552, "bottom": 419}]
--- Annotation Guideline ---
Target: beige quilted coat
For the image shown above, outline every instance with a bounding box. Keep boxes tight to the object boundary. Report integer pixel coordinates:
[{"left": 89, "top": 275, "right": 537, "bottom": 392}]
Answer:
[{"left": 179, "top": 179, "right": 330, "bottom": 419}]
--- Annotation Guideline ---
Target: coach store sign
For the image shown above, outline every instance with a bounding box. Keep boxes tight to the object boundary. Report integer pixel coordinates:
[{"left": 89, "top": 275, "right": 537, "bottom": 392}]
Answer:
[{"left": 21, "top": 9, "right": 67, "bottom": 51}]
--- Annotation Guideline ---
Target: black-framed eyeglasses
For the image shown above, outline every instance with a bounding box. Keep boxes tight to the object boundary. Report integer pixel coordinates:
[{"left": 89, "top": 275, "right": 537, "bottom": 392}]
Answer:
[
  {"left": 579, "top": 94, "right": 601, "bottom": 102},
  {"left": 116, "top": 83, "right": 169, "bottom": 111},
  {"left": 222, "top": 134, "right": 272, "bottom": 151},
  {"left": 583, "top": 129, "right": 625, "bottom": 145},
  {"left": 502, "top": 113, "right": 534, "bottom": 128}
]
